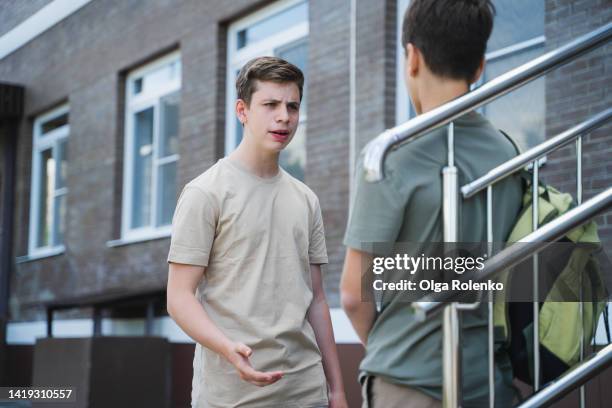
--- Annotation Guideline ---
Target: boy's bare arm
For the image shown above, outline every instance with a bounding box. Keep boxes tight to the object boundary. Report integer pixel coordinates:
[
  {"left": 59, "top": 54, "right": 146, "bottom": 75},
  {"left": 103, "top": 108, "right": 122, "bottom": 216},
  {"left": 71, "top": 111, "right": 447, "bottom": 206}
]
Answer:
[
  {"left": 166, "top": 262, "right": 283, "bottom": 387},
  {"left": 306, "top": 264, "right": 348, "bottom": 408},
  {"left": 340, "top": 248, "right": 376, "bottom": 345}
]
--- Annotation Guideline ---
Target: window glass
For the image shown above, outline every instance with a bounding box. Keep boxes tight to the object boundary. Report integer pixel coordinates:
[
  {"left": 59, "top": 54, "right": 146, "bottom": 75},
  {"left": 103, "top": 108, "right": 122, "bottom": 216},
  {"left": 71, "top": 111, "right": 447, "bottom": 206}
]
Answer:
[
  {"left": 131, "top": 107, "right": 154, "bottom": 229},
  {"left": 124, "top": 53, "right": 180, "bottom": 235},
  {"left": 53, "top": 194, "right": 66, "bottom": 244},
  {"left": 276, "top": 39, "right": 308, "bottom": 113},
  {"left": 56, "top": 140, "right": 68, "bottom": 189},
  {"left": 483, "top": 47, "right": 545, "bottom": 150},
  {"left": 31, "top": 106, "right": 69, "bottom": 253},
  {"left": 41, "top": 113, "right": 68, "bottom": 134},
  {"left": 37, "top": 148, "right": 54, "bottom": 247},
  {"left": 488, "top": 0, "right": 544, "bottom": 52},
  {"left": 237, "top": 2, "right": 307, "bottom": 50},
  {"left": 160, "top": 93, "right": 180, "bottom": 157},
  {"left": 157, "top": 161, "right": 177, "bottom": 226}
]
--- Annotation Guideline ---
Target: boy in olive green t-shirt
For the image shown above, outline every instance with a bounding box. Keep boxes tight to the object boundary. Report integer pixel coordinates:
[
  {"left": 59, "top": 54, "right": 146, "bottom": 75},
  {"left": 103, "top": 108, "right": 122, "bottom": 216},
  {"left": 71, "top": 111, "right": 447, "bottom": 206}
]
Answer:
[{"left": 341, "top": 1, "right": 522, "bottom": 407}]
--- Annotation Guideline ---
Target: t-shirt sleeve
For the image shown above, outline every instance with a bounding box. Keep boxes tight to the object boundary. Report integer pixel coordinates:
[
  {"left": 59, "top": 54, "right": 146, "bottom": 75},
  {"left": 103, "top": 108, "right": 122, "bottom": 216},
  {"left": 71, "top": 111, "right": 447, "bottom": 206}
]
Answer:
[
  {"left": 167, "top": 185, "right": 218, "bottom": 267},
  {"left": 343, "top": 155, "right": 407, "bottom": 254},
  {"left": 309, "top": 199, "right": 328, "bottom": 265}
]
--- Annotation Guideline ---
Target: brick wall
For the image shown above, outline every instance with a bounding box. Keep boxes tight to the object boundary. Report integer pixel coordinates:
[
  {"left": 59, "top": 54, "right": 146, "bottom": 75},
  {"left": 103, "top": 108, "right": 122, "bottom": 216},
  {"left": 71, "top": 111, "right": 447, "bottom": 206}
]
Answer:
[{"left": 543, "top": 0, "right": 612, "bottom": 262}]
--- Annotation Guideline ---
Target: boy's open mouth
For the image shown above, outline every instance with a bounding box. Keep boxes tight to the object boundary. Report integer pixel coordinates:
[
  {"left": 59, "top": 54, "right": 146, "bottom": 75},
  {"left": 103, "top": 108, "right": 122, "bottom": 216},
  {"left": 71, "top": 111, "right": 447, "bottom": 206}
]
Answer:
[{"left": 269, "top": 130, "right": 290, "bottom": 141}]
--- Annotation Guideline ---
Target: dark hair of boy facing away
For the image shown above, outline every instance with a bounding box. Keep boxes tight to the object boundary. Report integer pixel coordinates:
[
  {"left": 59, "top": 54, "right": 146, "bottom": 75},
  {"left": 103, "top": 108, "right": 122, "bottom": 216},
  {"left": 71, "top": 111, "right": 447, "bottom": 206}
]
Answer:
[{"left": 402, "top": 0, "right": 496, "bottom": 83}]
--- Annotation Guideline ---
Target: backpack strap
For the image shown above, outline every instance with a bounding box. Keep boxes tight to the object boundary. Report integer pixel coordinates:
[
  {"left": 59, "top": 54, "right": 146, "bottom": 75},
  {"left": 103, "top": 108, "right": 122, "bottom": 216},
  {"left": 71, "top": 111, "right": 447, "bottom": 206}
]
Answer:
[{"left": 499, "top": 129, "right": 521, "bottom": 156}]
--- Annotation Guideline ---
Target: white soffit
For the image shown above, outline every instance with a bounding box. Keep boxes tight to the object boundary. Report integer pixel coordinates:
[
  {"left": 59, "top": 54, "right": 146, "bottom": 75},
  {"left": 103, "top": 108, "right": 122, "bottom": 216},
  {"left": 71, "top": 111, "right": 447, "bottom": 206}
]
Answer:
[{"left": 0, "top": 0, "right": 93, "bottom": 60}]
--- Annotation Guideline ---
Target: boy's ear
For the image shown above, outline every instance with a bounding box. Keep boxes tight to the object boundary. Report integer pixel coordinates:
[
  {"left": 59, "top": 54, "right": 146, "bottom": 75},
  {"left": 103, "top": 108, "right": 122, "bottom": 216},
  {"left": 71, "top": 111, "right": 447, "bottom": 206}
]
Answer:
[
  {"left": 406, "top": 43, "right": 420, "bottom": 77},
  {"left": 235, "top": 99, "right": 248, "bottom": 125},
  {"left": 471, "top": 57, "right": 486, "bottom": 84}
]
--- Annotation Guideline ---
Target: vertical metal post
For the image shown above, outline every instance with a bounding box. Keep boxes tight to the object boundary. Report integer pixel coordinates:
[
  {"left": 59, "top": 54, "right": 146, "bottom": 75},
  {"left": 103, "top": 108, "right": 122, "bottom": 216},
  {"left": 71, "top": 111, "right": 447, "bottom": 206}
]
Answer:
[
  {"left": 487, "top": 185, "right": 495, "bottom": 407},
  {"left": 443, "top": 122, "right": 459, "bottom": 243},
  {"left": 577, "top": 136, "right": 585, "bottom": 408},
  {"left": 442, "top": 122, "right": 460, "bottom": 407},
  {"left": 443, "top": 303, "right": 462, "bottom": 408},
  {"left": 532, "top": 160, "right": 541, "bottom": 391}
]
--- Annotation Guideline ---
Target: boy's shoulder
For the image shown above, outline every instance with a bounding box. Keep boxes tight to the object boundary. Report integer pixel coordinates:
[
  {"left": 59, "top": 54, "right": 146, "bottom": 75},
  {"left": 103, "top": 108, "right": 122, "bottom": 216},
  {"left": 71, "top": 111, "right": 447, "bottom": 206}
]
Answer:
[
  {"left": 281, "top": 168, "right": 320, "bottom": 205},
  {"left": 185, "top": 158, "right": 230, "bottom": 190}
]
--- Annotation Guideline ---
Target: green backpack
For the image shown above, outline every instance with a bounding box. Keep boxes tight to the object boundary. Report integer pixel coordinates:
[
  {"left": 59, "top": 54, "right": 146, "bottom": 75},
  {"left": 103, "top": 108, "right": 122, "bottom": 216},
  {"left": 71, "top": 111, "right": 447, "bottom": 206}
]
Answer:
[{"left": 492, "top": 178, "right": 609, "bottom": 385}]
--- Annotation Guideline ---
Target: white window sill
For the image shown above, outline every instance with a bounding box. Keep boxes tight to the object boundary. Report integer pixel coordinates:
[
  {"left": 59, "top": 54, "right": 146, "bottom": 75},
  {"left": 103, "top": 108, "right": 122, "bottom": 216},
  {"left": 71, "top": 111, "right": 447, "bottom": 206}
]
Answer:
[
  {"left": 106, "top": 228, "right": 171, "bottom": 248},
  {"left": 16, "top": 245, "right": 66, "bottom": 264}
]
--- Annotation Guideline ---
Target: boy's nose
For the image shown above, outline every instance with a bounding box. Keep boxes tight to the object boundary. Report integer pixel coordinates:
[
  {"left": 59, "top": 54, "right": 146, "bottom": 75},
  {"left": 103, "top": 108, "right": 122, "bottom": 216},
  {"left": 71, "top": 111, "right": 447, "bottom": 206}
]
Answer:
[{"left": 276, "top": 105, "right": 290, "bottom": 122}]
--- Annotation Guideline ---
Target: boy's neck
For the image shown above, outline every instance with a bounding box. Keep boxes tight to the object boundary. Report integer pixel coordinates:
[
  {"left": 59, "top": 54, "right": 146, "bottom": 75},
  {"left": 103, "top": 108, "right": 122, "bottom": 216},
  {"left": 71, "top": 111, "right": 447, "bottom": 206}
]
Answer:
[
  {"left": 228, "top": 139, "right": 280, "bottom": 179},
  {"left": 417, "top": 74, "right": 470, "bottom": 114}
]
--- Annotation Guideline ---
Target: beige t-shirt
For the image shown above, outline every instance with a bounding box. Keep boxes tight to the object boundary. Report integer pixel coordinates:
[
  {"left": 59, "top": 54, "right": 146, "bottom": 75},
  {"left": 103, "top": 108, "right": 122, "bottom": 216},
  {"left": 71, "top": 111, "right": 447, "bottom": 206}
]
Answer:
[{"left": 167, "top": 157, "right": 329, "bottom": 408}]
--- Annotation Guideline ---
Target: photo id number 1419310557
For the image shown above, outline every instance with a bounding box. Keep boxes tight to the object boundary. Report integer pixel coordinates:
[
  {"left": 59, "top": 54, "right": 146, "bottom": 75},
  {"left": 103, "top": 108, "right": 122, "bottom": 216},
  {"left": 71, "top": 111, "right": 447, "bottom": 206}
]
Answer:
[{"left": 0, "top": 387, "right": 76, "bottom": 402}]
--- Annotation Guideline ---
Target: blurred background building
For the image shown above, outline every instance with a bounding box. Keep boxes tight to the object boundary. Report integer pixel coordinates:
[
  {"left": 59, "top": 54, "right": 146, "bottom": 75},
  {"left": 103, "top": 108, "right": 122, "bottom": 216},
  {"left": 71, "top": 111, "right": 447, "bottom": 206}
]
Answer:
[{"left": 0, "top": 0, "right": 610, "bottom": 407}]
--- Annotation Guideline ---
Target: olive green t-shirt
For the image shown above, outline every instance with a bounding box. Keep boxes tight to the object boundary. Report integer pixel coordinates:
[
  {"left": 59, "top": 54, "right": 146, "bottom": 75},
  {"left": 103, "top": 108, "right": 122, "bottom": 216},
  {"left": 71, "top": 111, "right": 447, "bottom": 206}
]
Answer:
[
  {"left": 344, "top": 112, "right": 523, "bottom": 407},
  {"left": 168, "top": 158, "right": 329, "bottom": 408}
]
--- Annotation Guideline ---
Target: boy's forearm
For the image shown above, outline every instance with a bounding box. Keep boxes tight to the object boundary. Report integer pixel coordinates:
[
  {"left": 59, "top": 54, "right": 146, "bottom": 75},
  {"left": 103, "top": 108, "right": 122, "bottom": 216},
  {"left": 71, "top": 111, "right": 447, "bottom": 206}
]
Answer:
[
  {"left": 168, "top": 293, "right": 232, "bottom": 358},
  {"left": 307, "top": 296, "right": 345, "bottom": 395},
  {"left": 343, "top": 301, "right": 375, "bottom": 346}
]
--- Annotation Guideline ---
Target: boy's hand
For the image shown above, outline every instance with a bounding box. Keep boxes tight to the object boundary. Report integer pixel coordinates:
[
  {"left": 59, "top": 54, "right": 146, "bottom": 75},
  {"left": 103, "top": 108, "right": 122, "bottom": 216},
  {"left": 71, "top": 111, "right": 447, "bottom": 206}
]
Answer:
[
  {"left": 328, "top": 390, "right": 348, "bottom": 408},
  {"left": 224, "top": 342, "right": 284, "bottom": 387}
]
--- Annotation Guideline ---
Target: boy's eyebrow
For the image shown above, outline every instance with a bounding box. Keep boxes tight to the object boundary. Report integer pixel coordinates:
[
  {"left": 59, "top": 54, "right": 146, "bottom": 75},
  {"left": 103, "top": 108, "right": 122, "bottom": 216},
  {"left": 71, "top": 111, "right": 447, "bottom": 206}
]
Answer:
[{"left": 261, "top": 98, "right": 300, "bottom": 105}]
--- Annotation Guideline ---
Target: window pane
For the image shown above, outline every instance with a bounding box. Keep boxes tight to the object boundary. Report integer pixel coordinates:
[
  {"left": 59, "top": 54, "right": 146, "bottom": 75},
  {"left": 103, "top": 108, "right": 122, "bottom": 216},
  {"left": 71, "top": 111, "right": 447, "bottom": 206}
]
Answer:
[
  {"left": 489, "top": 0, "right": 544, "bottom": 53},
  {"left": 280, "top": 123, "right": 306, "bottom": 181},
  {"left": 53, "top": 194, "right": 66, "bottom": 245},
  {"left": 56, "top": 140, "right": 68, "bottom": 189},
  {"left": 276, "top": 39, "right": 308, "bottom": 113},
  {"left": 233, "top": 69, "right": 244, "bottom": 149},
  {"left": 137, "top": 60, "right": 181, "bottom": 96},
  {"left": 160, "top": 93, "right": 180, "bottom": 157},
  {"left": 235, "top": 117, "right": 244, "bottom": 148},
  {"left": 483, "top": 46, "right": 545, "bottom": 150},
  {"left": 41, "top": 113, "right": 68, "bottom": 134},
  {"left": 277, "top": 40, "right": 308, "bottom": 181},
  {"left": 157, "top": 161, "right": 177, "bottom": 226},
  {"left": 237, "top": 1, "right": 307, "bottom": 50},
  {"left": 131, "top": 107, "right": 154, "bottom": 228},
  {"left": 37, "top": 149, "right": 55, "bottom": 247}
]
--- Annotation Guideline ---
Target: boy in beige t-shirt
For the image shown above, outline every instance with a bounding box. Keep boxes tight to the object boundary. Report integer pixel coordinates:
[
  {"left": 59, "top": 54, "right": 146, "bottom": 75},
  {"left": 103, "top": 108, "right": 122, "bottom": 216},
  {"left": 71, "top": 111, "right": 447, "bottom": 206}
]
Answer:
[{"left": 166, "top": 56, "right": 347, "bottom": 408}]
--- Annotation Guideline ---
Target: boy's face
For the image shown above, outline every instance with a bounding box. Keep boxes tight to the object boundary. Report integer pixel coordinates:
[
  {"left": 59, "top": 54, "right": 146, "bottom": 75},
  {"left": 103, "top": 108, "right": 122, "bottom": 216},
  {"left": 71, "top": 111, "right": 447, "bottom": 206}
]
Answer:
[{"left": 236, "top": 80, "right": 301, "bottom": 153}]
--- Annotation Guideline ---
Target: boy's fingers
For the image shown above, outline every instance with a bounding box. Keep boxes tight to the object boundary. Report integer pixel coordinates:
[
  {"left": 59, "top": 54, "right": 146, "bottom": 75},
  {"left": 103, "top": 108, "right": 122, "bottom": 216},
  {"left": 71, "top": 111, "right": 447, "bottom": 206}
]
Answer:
[
  {"left": 243, "top": 367, "right": 284, "bottom": 384},
  {"left": 236, "top": 343, "right": 252, "bottom": 358}
]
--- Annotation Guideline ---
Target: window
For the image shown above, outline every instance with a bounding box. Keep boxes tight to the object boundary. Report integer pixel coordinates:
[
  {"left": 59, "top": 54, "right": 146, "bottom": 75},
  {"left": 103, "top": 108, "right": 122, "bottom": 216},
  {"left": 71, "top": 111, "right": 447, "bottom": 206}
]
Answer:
[
  {"left": 396, "top": 0, "right": 545, "bottom": 150},
  {"left": 122, "top": 52, "right": 181, "bottom": 240},
  {"left": 480, "top": 0, "right": 545, "bottom": 150},
  {"left": 226, "top": 0, "right": 308, "bottom": 180},
  {"left": 29, "top": 104, "right": 69, "bottom": 256}
]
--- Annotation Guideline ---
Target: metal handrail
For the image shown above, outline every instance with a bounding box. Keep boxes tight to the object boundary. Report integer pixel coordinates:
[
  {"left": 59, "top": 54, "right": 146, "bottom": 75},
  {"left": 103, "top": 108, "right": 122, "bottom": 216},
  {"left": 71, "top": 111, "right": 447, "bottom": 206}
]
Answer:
[
  {"left": 518, "top": 344, "right": 612, "bottom": 408},
  {"left": 362, "top": 22, "right": 612, "bottom": 182},
  {"left": 462, "top": 108, "right": 612, "bottom": 198},
  {"left": 412, "top": 186, "right": 612, "bottom": 321}
]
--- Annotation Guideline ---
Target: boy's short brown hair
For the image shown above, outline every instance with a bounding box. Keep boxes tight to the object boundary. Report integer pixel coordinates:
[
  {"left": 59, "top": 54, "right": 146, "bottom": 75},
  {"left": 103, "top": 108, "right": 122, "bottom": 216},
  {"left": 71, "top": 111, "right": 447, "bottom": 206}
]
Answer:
[{"left": 236, "top": 56, "right": 304, "bottom": 106}]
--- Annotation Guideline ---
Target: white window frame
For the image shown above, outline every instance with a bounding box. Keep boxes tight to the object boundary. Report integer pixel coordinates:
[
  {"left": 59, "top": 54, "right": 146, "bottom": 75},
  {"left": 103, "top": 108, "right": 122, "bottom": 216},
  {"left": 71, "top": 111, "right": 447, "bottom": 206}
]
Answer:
[
  {"left": 121, "top": 51, "right": 181, "bottom": 242},
  {"left": 28, "top": 104, "right": 69, "bottom": 258},
  {"left": 396, "top": 0, "right": 411, "bottom": 126},
  {"left": 225, "top": 0, "right": 309, "bottom": 154}
]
